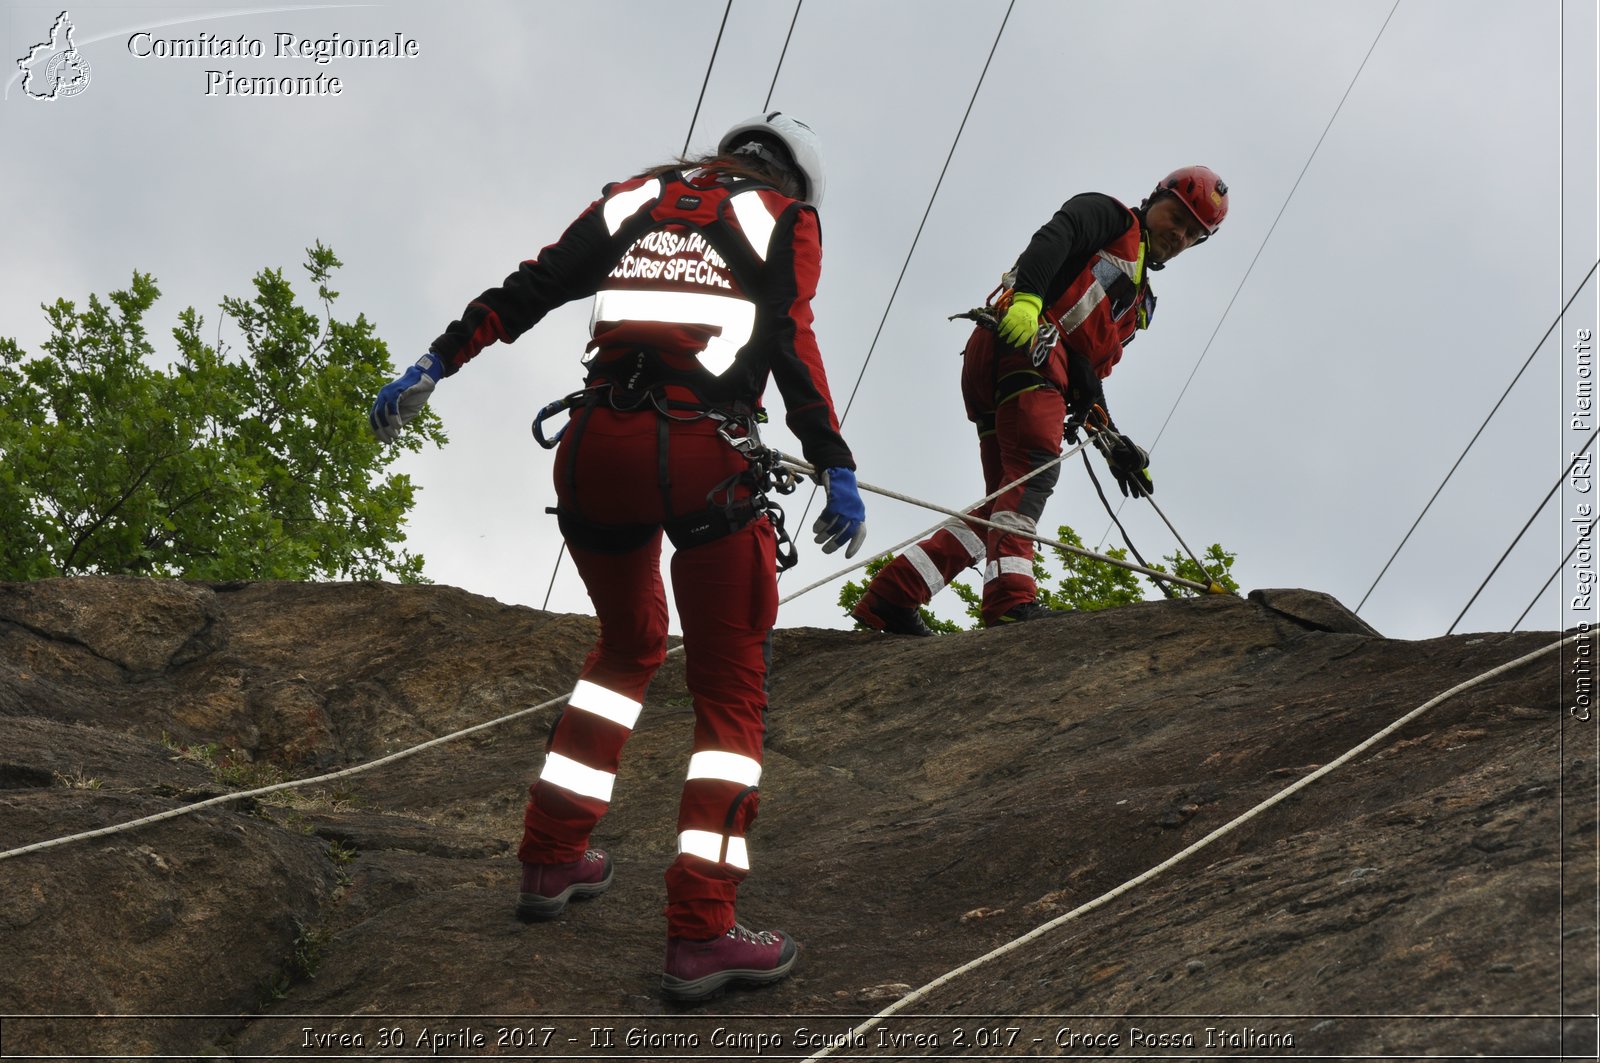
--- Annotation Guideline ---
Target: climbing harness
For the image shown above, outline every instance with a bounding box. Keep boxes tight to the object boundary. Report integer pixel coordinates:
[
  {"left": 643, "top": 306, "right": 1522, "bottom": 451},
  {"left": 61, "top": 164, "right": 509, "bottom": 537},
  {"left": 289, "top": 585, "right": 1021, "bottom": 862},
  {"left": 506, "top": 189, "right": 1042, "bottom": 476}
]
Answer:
[
  {"left": 952, "top": 278, "right": 1226, "bottom": 595},
  {"left": 948, "top": 277, "right": 1059, "bottom": 369},
  {"left": 531, "top": 377, "right": 802, "bottom": 570},
  {"left": 700, "top": 404, "right": 802, "bottom": 571}
]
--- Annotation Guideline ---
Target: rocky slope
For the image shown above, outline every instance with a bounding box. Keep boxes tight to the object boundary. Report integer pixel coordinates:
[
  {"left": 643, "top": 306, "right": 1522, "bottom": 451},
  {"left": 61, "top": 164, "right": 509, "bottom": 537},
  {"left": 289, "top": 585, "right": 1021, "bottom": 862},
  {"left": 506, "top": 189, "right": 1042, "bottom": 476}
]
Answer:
[{"left": 0, "top": 577, "right": 1593, "bottom": 1060}]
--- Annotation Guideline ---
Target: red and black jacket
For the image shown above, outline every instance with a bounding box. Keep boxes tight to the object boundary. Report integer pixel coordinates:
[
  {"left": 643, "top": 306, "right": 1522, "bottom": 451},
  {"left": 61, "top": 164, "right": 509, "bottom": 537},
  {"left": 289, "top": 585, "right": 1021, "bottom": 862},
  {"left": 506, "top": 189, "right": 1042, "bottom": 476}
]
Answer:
[
  {"left": 1010, "top": 192, "right": 1156, "bottom": 397},
  {"left": 430, "top": 168, "right": 854, "bottom": 472}
]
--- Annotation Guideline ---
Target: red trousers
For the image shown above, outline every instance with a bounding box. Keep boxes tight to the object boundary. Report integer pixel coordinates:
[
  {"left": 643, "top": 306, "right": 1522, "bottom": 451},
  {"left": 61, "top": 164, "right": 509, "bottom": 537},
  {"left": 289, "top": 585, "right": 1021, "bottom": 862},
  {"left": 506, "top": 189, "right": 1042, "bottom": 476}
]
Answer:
[
  {"left": 866, "top": 326, "right": 1063, "bottom": 625},
  {"left": 517, "top": 404, "right": 778, "bottom": 939}
]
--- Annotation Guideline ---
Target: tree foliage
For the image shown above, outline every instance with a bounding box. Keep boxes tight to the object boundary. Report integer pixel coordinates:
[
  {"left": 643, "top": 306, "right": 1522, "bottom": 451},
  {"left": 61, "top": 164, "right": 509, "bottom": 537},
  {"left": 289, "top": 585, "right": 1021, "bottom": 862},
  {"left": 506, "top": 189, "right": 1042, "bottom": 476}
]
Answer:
[
  {"left": 840, "top": 523, "right": 1240, "bottom": 632},
  {"left": 0, "top": 243, "right": 445, "bottom": 581}
]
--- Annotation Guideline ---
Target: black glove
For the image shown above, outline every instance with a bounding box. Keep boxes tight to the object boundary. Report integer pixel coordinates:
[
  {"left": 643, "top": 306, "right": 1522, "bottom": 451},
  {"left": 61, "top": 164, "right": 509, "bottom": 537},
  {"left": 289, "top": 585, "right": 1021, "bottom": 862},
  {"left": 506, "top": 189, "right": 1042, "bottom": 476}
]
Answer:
[
  {"left": 1103, "top": 432, "right": 1154, "bottom": 498},
  {"left": 1066, "top": 350, "right": 1108, "bottom": 427}
]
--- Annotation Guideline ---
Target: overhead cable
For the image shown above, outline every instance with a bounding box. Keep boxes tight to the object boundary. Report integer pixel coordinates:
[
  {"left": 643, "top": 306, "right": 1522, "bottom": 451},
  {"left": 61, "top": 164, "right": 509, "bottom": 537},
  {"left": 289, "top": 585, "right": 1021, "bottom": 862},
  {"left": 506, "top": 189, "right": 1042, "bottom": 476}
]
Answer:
[
  {"left": 1096, "top": 0, "right": 1403, "bottom": 552},
  {"left": 546, "top": 5, "right": 739, "bottom": 608},
  {"left": 788, "top": 0, "right": 1016, "bottom": 546},
  {"left": 680, "top": 0, "right": 734, "bottom": 155},
  {"left": 1359, "top": 260, "right": 1599, "bottom": 613},
  {"left": 1448, "top": 428, "right": 1597, "bottom": 635},
  {"left": 1512, "top": 518, "right": 1596, "bottom": 631},
  {"left": 763, "top": 1, "right": 803, "bottom": 110}
]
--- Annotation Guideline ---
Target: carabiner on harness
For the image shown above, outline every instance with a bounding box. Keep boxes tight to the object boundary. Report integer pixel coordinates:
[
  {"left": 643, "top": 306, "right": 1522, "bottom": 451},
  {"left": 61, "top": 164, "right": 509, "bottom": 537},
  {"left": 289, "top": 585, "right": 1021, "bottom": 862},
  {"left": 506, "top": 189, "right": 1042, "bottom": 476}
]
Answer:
[
  {"left": 532, "top": 388, "right": 604, "bottom": 449},
  {"left": 705, "top": 407, "right": 802, "bottom": 570}
]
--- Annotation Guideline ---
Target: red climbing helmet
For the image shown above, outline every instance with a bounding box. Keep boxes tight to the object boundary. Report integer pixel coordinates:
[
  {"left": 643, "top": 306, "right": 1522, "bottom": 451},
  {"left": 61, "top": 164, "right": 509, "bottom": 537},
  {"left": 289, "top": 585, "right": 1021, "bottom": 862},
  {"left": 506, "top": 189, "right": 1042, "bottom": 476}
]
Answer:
[{"left": 1152, "top": 165, "right": 1228, "bottom": 236}]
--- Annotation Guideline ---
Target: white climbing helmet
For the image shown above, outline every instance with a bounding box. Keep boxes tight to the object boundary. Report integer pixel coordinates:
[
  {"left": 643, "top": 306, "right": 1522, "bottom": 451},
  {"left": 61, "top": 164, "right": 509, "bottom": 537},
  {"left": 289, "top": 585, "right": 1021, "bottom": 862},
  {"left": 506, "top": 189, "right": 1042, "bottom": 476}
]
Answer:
[{"left": 717, "top": 112, "right": 826, "bottom": 207}]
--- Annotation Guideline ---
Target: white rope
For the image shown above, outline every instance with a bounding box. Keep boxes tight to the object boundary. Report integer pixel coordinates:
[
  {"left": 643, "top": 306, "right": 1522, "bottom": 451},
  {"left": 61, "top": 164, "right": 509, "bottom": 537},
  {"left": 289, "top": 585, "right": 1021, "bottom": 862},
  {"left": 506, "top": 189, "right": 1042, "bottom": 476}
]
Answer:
[
  {"left": 0, "top": 449, "right": 1482, "bottom": 864},
  {"left": 800, "top": 630, "right": 1585, "bottom": 1060},
  {"left": 778, "top": 439, "right": 1090, "bottom": 604},
  {"left": 0, "top": 688, "right": 588, "bottom": 862},
  {"left": 779, "top": 451, "right": 1217, "bottom": 595},
  {"left": 0, "top": 451, "right": 1091, "bottom": 862}
]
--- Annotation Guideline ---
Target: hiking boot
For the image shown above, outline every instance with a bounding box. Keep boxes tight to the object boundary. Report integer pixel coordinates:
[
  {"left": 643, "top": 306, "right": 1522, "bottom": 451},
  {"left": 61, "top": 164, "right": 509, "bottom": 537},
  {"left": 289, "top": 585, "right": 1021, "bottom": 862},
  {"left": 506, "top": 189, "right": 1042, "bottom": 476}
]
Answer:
[
  {"left": 986, "top": 599, "right": 1066, "bottom": 628},
  {"left": 851, "top": 592, "right": 934, "bottom": 637},
  {"left": 661, "top": 924, "right": 798, "bottom": 1002},
  {"left": 516, "top": 849, "right": 613, "bottom": 921}
]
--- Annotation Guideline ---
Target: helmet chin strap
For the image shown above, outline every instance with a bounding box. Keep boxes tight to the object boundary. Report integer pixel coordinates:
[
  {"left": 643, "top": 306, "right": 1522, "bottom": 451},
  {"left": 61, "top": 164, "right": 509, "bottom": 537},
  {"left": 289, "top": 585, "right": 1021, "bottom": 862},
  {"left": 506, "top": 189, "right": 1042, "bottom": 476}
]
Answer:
[
  {"left": 1136, "top": 211, "right": 1167, "bottom": 272},
  {"left": 730, "top": 141, "right": 804, "bottom": 199}
]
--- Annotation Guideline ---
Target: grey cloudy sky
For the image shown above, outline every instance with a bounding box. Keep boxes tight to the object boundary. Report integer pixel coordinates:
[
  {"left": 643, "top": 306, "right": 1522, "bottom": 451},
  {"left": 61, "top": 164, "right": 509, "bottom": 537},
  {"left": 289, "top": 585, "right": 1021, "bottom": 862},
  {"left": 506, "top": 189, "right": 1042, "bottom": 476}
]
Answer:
[{"left": 4, "top": 0, "right": 1595, "bottom": 641}]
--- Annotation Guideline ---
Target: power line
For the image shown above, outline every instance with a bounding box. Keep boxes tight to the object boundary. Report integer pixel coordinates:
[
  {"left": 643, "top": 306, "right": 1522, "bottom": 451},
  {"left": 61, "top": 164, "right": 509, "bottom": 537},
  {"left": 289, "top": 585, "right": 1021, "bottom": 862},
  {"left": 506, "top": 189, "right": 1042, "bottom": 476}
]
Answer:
[
  {"left": 681, "top": 0, "right": 735, "bottom": 156},
  {"left": 545, "top": 3, "right": 737, "bottom": 609},
  {"left": 1448, "top": 428, "right": 1597, "bottom": 635},
  {"left": 539, "top": 542, "right": 566, "bottom": 611},
  {"left": 1147, "top": 0, "right": 1402, "bottom": 456},
  {"left": 763, "top": 1, "right": 803, "bottom": 111},
  {"left": 1096, "top": 0, "right": 1402, "bottom": 551},
  {"left": 789, "top": 0, "right": 1017, "bottom": 545},
  {"left": 1357, "top": 259, "right": 1598, "bottom": 612},
  {"left": 1511, "top": 518, "right": 1595, "bottom": 632}
]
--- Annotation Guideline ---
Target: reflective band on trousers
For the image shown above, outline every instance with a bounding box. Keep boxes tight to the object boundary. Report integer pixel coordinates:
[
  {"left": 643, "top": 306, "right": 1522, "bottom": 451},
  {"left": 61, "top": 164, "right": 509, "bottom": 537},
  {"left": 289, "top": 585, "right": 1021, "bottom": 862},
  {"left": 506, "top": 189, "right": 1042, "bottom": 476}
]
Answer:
[
  {"left": 603, "top": 178, "right": 661, "bottom": 235},
  {"left": 686, "top": 750, "right": 762, "bottom": 787},
  {"left": 905, "top": 544, "right": 945, "bottom": 596},
  {"left": 728, "top": 190, "right": 777, "bottom": 262},
  {"left": 943, "top": 519, "right": 986, "bottom": 562},
  {"left": 988, "top": 510, "right": 1038, "bottom": 537},
  {"left": 983, "top": 556, "right": 1035, "bottom": 583},
  {"left": 590, "top": 289, "right": 755, "bottom": 377},
  {"left": 567, "top": 679, "right": 643, "bottom": 730},
  {"left": 678, "top": 829, "right": 751, "bottom": 870},
  {"left": 538, "top": 751, "right": 615, "bottom": 802}
]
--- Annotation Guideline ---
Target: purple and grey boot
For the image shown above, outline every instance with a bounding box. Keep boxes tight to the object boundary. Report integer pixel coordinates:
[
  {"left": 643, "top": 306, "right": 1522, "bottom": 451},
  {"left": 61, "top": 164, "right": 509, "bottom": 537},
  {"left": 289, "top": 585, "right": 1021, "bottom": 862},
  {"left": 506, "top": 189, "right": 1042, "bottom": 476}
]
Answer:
[
  {"left": 661, "top": 924, "right": 798, "bottom": 1002},
  {"left": 515, "top": 849, "right": 613, "bottom": 921}
]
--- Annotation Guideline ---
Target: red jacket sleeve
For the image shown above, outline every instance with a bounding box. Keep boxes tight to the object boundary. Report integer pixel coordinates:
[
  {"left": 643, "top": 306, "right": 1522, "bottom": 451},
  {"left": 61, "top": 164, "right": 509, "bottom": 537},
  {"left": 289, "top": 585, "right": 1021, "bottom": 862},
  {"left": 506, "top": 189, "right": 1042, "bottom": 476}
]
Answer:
[
  {"left": 429, "top": 194, "right": 621, "bottom": 375},
  {"left": 762, "top": 203, "right": 855, "bottom": 471}
]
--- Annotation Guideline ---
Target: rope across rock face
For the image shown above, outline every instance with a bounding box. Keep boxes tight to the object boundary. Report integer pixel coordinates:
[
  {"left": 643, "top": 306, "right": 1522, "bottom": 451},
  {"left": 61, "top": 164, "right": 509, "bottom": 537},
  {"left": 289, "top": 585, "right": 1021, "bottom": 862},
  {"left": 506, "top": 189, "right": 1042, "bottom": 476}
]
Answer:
[
  {"left": 0, "top": 445, "right": 1225, "bottom": 863},
  {"left": 797, "top": 631, "right": 1584, "bottom": 1061}
]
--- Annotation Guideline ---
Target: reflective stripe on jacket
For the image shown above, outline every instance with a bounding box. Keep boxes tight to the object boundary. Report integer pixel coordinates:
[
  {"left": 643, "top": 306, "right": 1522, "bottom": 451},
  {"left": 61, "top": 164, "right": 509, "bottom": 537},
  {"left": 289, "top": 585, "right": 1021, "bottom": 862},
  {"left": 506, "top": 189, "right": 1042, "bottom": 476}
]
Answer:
[
  {"left": 1036, "top": 200, "right": 1155, "bottom": 388},
  {"left": 429, "top": 167, "right": 853, "bottom": 471}
]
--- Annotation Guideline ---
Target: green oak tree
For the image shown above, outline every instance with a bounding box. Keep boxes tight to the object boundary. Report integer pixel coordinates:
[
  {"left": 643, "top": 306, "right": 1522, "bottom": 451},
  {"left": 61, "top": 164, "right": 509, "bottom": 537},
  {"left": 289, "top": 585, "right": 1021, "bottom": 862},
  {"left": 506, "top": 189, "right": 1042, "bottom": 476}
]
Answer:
[{"left": 0, "top": 243, "right": 445, "bottom": 581}]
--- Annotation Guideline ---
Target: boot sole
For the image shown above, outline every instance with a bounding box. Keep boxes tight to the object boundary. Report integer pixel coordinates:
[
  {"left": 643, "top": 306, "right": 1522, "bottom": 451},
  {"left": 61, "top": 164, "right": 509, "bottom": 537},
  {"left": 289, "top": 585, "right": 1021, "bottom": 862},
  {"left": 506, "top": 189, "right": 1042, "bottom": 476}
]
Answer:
[
  {"left": 850, "top": 605, "right": 889, "bottom": 632},
  {"left": 660, "top": 948, "right": 798, "bottom": 1003},
  {"left": 852, "top": 603, "right": 934, "bottom": 637},
  {"left": 515, "top": 865, "right": 614, "bottom": 922}
]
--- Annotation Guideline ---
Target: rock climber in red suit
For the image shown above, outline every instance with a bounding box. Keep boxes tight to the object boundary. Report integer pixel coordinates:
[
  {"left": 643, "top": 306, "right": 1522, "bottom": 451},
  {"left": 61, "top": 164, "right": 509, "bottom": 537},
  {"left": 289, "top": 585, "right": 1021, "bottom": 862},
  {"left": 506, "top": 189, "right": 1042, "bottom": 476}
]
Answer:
[
  {"left": 852, "top": 166, "right": 1229, "bottom": 634},
  {"left": 369, "top": 113, "right": 866, "bottom": 1002}
]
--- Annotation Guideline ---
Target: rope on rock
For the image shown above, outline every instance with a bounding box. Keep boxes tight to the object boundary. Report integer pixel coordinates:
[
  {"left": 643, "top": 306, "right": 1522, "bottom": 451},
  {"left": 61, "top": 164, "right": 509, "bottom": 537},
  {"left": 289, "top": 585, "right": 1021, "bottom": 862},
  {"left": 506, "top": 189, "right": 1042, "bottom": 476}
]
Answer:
[
  {"left": 799, "top": 630, "right": 1584, "bottom": 1061},
  {"left": 0, "top": 442, "right": 1239, "bottom": 861},
  {"left": 0, "top": 689, "right": 584, "bottom": 863},
  {"left": 0, "top": 445, "right": 1093, "bottom": 862}
]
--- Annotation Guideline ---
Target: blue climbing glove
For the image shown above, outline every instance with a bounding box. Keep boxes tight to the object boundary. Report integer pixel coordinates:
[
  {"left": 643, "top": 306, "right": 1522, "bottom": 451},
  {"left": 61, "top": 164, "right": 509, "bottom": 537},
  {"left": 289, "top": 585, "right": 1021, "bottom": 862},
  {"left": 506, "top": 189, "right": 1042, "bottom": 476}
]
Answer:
[
  {"left": 813, "top": 467, "right": 867, "bottom": 558},
  {"left": 996, "top": 291, "right": 1043, "bottom": 347},
  {"left": 370, "top": 352, "right": 444, "bottom": 444}
]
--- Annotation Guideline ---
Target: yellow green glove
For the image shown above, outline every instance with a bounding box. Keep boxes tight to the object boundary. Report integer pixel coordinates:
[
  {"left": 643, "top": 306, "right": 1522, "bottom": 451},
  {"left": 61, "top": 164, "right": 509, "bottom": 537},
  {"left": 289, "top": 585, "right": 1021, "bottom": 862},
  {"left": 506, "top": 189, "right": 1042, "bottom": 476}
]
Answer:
[{"left": 997, "top": 291, "right": 1043, "bottom": 347}]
